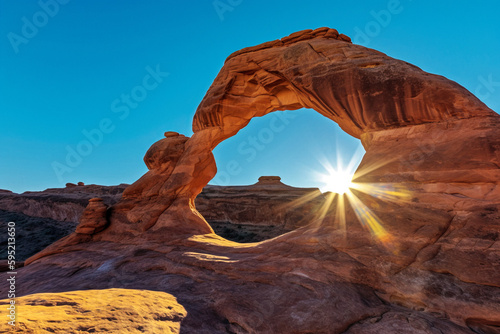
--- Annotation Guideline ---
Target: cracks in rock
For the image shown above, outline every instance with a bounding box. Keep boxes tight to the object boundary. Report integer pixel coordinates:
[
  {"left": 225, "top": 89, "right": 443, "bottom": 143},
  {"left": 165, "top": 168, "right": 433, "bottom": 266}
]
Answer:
[
  {"left": 482, "top": 184, "right": 498, "bottom": 200},
  {"left": 427, "top": 268, "right": 500, "bottom": 288},
  {"left": 394, "top": 213, "right": 456, "bottom": 275},
  {"left": 434, "top": 329, "right": 445, "bottom": 334},
  {"left": 338, "top": 310, "right": 391, "bottom": 334},
  {"left": 306, "top": 42, "right": 334, "bottom": 62},
  {"left": 427, "top": 213, "right": 456, "bottom": 245},
  {"left": 68, "top": 266, "right": 87, "bottom": 277}
]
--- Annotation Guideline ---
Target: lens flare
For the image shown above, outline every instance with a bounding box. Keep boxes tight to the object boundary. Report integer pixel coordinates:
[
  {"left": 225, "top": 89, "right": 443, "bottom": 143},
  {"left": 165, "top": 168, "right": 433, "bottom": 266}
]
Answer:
[
  {"left": 287, "top": 144, "right": 411, "bottom": 249},
  {"left": 314, "top": 144, "right": 364, "bottom": 194},
  {"left": 319, "top": 168, "right": 353, "bottom": 194}
]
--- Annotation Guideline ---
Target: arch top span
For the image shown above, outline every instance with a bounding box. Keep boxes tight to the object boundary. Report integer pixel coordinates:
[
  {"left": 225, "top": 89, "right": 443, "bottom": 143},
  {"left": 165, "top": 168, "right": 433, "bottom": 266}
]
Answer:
[{"left": 193, "top": 27, "right": 494, "bottom": 145}]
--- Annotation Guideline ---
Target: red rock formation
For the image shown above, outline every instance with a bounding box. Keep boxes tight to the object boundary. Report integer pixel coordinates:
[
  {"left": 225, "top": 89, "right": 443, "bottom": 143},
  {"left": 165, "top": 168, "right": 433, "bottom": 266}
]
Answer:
[
  {"left": 194, "top": 27, "right": 494, "bottom": 141},
  {"left": 0, "top": 180, "right": 329, "bottom": 261},
  {"left": 74, "top": 198, "right": 109, "bottom": 235},
  {"left": 104, "top": 131, "right": 216, "bottom": 237},
  {"left": 0, "top": 289, "right": 186, "bottom": 333},
  {"left": 3, "top": 28, "right": 499, "bottom": 333}
]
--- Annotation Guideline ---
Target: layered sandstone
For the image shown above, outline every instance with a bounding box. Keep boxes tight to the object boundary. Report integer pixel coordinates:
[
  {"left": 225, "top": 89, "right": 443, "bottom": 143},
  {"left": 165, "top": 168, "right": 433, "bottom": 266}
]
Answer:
[
  {"left": 0, "top": 183, "right": 127, "bottom": 222},
  {"left": 2, "top": 28, "right": 499, "bottom": 333},
  {"left": 0, "top": 210, "right": 74, "bottom": 261},
  {"left": 197, "top": 176, "right": 324, "bottom": 229}
]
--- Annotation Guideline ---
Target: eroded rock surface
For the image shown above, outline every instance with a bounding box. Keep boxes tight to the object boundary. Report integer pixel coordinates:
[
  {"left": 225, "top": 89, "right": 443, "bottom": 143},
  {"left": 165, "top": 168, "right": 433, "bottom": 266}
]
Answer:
[
  {"left": 0, "top": 289, "right": 186, "bottom": 333},
  {"left": 2, "top": 28, "right": 499, "bottom": 333}
]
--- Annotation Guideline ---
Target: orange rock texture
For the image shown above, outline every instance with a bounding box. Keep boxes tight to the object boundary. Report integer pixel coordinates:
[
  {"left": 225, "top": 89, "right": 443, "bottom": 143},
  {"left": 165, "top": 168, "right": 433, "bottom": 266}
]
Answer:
[
  {"left": 0, "top": 289, "right": 186, "bottom": 333},
  {"left": 2, "top": 28, "right": 500, "bottom": 333}
]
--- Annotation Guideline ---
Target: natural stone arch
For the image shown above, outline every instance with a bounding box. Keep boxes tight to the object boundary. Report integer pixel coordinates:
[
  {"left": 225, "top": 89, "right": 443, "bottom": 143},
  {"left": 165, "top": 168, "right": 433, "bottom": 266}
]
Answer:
[
  {"left": 193, "top": 27, "right": 491, "bottom": 147},
  {"left": 29, "top": 27, "right": 498, "bottom": 255},
  {"left": 169, "top": 27, "right": 495, "bottom": 237}
]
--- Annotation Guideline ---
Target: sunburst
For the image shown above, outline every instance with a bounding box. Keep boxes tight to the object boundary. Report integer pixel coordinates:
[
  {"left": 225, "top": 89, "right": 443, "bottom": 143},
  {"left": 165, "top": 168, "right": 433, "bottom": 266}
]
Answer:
[{"left": 295, "top": 145, "right": 411, "bottom": 249}]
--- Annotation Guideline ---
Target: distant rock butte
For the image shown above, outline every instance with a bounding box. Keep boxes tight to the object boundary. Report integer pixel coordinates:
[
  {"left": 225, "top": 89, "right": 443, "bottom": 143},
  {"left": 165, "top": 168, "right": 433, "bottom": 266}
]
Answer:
[
  {"left": 197, "top": 177, "right": 325, "bottom": 230},
  {"left": 2, "top": 28, "right": 500, "bottom": 333}
]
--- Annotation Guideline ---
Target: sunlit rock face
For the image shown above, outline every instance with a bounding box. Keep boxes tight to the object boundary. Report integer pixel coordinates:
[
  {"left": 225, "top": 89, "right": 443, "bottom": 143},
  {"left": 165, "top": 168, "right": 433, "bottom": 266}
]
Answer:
[
  {"left": 3, "top": 28, "right": 500, "bottom": 333},
  {"left": 194, "top": 28, "right": 493, "bottom": 139},
  {"left": 0, "top": 289, "right": 186, "bottom": 333}
]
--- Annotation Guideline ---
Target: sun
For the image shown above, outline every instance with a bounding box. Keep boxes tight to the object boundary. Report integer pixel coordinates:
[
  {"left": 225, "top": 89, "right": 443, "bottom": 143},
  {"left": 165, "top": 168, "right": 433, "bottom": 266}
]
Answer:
[
  {"left": 319, "top": 168, "right": 354, "bottom": 194},
  {"left": 313, "top": 144, "right": 364, "bottom": 195},
  {"left": 293, "top": 145, "right": 411, "bottom": 250},
  {"left": 315, "top": 148, "right": 361, "bottom": 194}
]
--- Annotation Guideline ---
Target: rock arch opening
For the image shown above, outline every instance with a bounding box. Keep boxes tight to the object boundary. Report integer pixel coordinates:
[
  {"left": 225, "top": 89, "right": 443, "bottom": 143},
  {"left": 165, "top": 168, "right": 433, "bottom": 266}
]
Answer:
[
  {"left": 195, "top": 108, "right": 365, "bottom": 242},
  {"left": 186, "top": 28, "right": 492, "bottom": 242}
]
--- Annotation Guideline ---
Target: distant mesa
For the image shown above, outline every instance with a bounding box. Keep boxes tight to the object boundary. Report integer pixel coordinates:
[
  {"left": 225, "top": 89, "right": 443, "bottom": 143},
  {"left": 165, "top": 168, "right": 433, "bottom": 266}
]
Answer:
[{"left": 257, "top": 176, "right": 282, "bottom": 184}]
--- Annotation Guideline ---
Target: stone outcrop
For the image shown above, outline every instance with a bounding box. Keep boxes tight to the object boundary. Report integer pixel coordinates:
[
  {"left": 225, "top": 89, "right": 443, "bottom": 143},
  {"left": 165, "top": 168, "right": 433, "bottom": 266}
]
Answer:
[
  {"left": 1, "top": 28, "right": 499, "bottom": 333},
  {"left": 74, "top": 198, "right": 109, "bottom": 235},
  {"left": 0, "top": 289, "right": 186, "bottom": 333}
]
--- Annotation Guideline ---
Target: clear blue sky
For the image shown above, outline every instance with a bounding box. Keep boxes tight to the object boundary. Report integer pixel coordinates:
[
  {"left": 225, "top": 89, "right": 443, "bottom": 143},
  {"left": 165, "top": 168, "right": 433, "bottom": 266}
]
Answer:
[{"left": 1, "top": 0, "right": 499, "bottom": 193}]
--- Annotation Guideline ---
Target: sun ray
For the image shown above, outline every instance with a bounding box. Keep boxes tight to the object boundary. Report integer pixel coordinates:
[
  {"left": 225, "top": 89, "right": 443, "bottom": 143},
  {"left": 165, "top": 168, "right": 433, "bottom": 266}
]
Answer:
[
  {"left": 306, "top": 145, "right": 412, "bottom": 250},
  {"left": 351, "top": 156, "right": 397, "bottom": 181},
  {"left": 334, "top": 193, "right": 347, "bottom": 240},
  {"left": 314, "top": 191, "right": 336, "bottom": 224},
  {"left": 278, "top": 190, "right": 323, "bottom": 211},
  {"left": 344, "top": 190, "right": 394, "bottom": 247},
  {"left": 350, "top": 182, "right": 412, "bottom": 203}
]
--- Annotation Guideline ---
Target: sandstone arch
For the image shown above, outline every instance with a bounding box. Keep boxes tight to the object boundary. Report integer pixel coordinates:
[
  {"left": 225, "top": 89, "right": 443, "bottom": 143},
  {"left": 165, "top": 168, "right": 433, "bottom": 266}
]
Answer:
[
  {"left": 193, "top": 28, "right": 492, "bottom": 144},
  {"left": 27, "top": 27, "right": 500, "bottom": 251}
]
